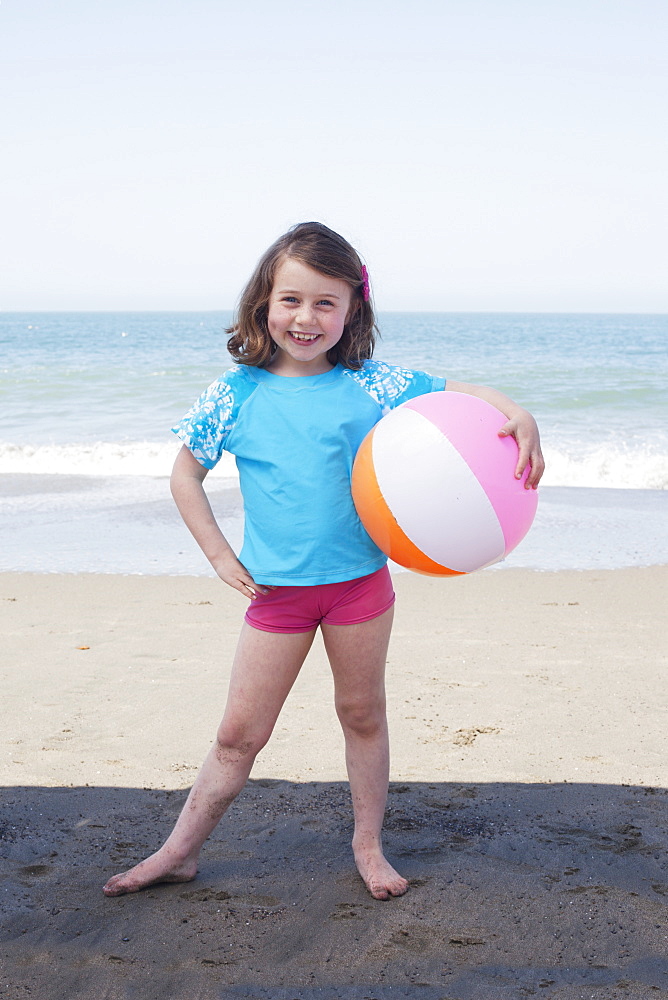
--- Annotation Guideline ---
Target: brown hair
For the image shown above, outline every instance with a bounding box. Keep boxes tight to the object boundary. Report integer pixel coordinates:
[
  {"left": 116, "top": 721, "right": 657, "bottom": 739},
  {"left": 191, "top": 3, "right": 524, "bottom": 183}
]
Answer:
[{"left": 226, "top": 222, "right": 377, "bottom": 369}]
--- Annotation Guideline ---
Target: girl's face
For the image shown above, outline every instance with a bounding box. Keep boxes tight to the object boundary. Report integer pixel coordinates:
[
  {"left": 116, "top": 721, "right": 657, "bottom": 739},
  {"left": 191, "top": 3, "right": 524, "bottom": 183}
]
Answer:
[{"left": 266, "top": 257, "right": 353, "bottom": 376}]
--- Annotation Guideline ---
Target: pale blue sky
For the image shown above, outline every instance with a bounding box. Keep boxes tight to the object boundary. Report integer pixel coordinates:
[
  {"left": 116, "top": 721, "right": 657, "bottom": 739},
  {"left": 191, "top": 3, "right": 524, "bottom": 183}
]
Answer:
[{"left": 2, "top": 0, "right": 666, "bottom": 311}]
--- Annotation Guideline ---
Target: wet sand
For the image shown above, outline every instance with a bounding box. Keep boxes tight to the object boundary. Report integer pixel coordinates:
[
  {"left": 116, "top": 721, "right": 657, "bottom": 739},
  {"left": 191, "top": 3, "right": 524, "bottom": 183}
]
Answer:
[{"left": 1, "top": 568, "right": 667, "bottom": 998}]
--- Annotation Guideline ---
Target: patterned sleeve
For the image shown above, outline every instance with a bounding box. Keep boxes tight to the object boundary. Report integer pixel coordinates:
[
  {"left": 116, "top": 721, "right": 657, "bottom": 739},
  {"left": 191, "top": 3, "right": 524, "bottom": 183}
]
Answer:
[
  {"left": 171, "top": 369, "right": 243, "bottom": 469},
  {"left": 345, "top": 360, "right": 446, "bottom": 415}
]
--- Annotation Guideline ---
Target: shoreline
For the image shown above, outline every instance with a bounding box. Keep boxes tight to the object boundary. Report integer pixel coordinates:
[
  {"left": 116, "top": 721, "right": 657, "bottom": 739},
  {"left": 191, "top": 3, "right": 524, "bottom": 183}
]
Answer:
[{"left": 1, "top": 480, "right": 668, "bottom": 576}]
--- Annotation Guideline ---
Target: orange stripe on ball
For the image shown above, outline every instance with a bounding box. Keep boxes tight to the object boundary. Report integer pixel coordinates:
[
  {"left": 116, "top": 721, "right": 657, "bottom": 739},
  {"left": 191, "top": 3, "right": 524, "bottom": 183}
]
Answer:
[{"left": 352, "top": 431, "right": 463, "bottom": 577}]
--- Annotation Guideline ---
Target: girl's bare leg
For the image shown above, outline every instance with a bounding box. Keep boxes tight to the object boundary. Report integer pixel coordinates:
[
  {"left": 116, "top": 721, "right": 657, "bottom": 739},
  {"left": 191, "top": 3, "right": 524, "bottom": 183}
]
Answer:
[
  {"left": 321, "top": 607, "right": 408, "bottom": 901},
  {"left": 103, "top": 623, "right": 316, "bottom": 896}
]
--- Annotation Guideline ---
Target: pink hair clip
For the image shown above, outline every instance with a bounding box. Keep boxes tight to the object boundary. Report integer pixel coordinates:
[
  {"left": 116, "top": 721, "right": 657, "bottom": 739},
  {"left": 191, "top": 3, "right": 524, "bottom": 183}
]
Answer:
[{"left": 361, "top": 264, "right": 370, "bottom": 302}]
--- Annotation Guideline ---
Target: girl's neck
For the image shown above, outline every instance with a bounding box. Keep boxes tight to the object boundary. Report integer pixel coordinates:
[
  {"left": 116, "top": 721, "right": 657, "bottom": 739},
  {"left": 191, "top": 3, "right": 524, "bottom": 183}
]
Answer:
[{"left": 266, "top": 355, "right": 335, "bottom": 378}]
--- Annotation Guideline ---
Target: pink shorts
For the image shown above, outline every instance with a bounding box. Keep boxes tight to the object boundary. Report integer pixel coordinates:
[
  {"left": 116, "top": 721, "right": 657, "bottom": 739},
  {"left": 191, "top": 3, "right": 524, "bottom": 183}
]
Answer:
[{"left": 244, "top": 566, "right": 395, "bottom": 634}]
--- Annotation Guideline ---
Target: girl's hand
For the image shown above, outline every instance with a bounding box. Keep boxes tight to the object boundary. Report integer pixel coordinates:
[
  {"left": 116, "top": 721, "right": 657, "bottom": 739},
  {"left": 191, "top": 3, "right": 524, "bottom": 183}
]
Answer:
[
  {"left": 170, "top": 446, "right": 275, "bottom": 598},
  {"left": 212, "top": 551, "right": 273, "bottom": 600},
  {"left": 498, "top": 410, "right": 545, "bottom": 489},
  {"left": 445, "top": 382, "right": 545, "bottom": 490}
]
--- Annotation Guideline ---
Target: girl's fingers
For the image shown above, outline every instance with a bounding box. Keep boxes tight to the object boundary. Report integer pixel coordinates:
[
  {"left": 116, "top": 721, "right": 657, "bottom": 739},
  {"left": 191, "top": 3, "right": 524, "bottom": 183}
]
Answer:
[
  {"left": 526, "top": 452, "right": 546, "bottom": 489},
  {"left": 518, "top": 448, "right": 545, "bottom": 489},
  {"left": 212, "top": 553, "right": 275, "bottom": 598},
  {"left": 238, "top": 576, "right": 276, "bottom": 599},
  {"left": 515, "top": 449, "right": 529, "bottom": 481},
  {"left": 498, "top": 421, "right": 527, "bottom": 478},
  {"left": 240, "top": 579, "right": 266, "bottom": 599},
  {"left": 498, "top": 420, "right": 545, "bottom": 489}
]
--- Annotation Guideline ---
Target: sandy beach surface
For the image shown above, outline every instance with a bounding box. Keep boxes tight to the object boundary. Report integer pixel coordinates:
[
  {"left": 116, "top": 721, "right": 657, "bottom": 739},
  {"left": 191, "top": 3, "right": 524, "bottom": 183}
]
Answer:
[{"left": 1, "top": 567, "right": 667, "bottom": 999}]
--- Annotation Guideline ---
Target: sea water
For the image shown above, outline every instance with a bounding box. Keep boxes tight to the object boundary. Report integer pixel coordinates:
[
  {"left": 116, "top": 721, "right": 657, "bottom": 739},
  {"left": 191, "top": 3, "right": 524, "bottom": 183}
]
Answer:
[{"left": 1, "top": 311, "right": 666, "bottom": 574}]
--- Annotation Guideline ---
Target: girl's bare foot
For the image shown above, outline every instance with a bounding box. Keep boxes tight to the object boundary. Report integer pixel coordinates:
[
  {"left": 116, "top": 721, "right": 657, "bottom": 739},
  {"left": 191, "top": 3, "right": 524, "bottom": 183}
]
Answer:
[
  {"left": 353, "top": 844, "right": 409, "bottom": 901},
  {"left": 103, "top": 848, "right": 198, "bottom": 897}
]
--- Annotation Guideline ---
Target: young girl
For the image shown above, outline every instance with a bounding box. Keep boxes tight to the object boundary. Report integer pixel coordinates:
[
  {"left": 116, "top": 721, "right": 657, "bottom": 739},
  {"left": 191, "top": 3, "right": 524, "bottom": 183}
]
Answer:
[{"left": 103, "top": 222, "right": 544, "bottom": 901}]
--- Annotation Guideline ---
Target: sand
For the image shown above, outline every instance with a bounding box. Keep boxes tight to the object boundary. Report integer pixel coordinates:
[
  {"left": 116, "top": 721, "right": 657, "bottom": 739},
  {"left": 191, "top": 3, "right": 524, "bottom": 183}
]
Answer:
[{"left": 1, "top": 567, "right": 667, "bottom": 999}]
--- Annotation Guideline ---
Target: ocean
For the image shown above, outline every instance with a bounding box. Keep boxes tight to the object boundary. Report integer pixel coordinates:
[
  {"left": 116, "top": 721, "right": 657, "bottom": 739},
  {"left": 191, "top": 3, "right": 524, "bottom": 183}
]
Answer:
[{"left": 1, "top": 311, "right": 666, "bottom": 575}]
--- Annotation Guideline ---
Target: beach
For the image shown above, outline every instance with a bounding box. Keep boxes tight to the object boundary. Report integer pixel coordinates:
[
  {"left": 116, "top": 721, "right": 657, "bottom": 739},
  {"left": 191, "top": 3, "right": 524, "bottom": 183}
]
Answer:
[
  {"left": 2, "top": 567, "right": 667, "bottom": 998},
  {"left": 3, "top": 0, "right": 668, "bottom": 988}
]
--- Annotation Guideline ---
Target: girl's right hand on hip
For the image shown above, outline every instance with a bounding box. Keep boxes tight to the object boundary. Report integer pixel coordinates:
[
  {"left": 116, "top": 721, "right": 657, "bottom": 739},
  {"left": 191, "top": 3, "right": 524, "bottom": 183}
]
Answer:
[{"left": 213, "top": 552, "right": 273, "bottom": 599}]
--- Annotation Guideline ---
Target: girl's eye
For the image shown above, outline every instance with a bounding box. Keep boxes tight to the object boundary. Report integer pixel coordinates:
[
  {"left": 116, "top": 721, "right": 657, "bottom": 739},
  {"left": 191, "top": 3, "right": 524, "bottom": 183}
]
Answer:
[
  {"left": 318, "top": 299, "right": 334, "bottom": 307},
  {"left": 281, "top": 296, "right": 298, "bottom": 303}
]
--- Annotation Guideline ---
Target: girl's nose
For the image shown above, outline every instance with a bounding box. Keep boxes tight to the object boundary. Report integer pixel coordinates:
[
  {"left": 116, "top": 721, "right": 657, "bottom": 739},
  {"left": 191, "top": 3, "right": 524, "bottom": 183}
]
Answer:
[{"left": 296, "top": 302, "right": 316, "bottom": 326}]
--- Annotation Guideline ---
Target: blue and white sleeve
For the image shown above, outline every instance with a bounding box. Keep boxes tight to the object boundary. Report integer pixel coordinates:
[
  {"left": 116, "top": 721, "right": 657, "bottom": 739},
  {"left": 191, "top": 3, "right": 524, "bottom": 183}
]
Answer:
[
  {"left": 171, "top": 373, "right": 238, "bottom": 469},
  {"left": 347, "top": 359, "right": 446, "bottom": 413},
  {"left": 386, "top": 363, "right": 446, "bottom": 408}
]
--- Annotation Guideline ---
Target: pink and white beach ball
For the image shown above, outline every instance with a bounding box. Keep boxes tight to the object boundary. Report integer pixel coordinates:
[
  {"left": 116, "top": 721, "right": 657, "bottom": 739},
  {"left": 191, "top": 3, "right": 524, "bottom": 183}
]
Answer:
[{"left": 352, "top": 391, "right": 538, "bottom": 576}]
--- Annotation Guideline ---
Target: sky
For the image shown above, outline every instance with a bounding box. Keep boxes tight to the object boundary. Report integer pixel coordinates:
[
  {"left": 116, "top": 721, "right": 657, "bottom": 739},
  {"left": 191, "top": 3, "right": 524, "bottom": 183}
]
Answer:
[{"left": 1, "top": 0, "right": 667, "bottom": 312}]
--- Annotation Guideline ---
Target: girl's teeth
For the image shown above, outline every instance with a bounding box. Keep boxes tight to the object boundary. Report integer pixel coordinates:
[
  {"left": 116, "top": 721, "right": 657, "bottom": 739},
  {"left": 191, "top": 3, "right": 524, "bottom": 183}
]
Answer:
[{"left": 292, "top": 333, "right": 318, "bottom": 341}]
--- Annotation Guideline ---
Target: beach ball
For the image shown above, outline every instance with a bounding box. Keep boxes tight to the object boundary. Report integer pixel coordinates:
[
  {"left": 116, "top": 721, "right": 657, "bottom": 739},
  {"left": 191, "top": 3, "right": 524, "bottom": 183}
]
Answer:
[{"left": 352, "top": 391, "right": 538, "bottom": 576}]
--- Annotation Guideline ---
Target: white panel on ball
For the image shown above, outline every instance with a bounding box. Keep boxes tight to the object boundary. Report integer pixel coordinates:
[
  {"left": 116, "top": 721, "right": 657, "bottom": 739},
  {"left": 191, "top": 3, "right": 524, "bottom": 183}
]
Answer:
[{"left": 370, "top": 408, "right": 506, "bottom": 572}]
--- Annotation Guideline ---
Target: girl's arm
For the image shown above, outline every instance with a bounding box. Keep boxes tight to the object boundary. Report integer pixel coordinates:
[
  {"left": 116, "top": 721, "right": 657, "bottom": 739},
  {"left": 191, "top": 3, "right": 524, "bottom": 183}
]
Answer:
[
  {"left": 170, "top": 445, "right": 269, "bottom": 598},
  {"left": 446, "top": 380, "right": 545, "bottom": 489}
]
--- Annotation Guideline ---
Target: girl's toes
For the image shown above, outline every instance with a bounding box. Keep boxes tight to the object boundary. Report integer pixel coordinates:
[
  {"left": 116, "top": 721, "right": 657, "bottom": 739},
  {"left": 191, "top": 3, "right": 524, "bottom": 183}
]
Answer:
[
  {"left": 389, "top": 877, "right": 409, "bottom": 897},
  {"left": 102, "top": 874, "right": 130, "bottom": 896}
]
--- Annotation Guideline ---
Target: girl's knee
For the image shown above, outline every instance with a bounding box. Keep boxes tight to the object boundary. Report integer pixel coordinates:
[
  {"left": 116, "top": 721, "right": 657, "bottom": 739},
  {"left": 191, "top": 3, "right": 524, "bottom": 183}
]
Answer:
[
  {"left": 215, "top": 723, "right": 270, "bottom": 760},
  {"left": 336, "top": 697, "right": 386, "bottom": 737}
]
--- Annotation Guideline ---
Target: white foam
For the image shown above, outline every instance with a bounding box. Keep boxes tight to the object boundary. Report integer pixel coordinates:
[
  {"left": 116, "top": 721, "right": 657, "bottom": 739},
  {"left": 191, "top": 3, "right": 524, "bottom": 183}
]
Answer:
[
  {"left": 541, "top": 443, "right": 668, "bottom": 490},
  {"left": 0, "top": 440, "right": 240, "bottom": 479},
  {"left": 0, "top": 438, "right": 666, "bottom": 490}
]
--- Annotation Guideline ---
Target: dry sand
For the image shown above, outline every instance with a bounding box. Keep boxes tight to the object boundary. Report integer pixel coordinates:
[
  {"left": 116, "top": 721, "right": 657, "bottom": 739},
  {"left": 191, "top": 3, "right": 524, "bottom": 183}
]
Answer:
[{"left": 1, "top": 567, "right": 667, "bottom": 999}]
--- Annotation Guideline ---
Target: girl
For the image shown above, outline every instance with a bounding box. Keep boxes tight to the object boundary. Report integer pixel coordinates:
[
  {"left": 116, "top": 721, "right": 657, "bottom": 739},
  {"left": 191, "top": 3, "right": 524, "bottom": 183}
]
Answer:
[{"left": 103, "top": 222, "right": 544, "bottom": 901}]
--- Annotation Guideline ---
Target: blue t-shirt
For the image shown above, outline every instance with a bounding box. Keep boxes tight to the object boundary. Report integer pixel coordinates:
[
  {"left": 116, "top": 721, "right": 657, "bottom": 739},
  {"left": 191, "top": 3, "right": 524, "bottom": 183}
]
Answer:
[{"left": 172, "top": 359, "right": 446, "bottom": 586}]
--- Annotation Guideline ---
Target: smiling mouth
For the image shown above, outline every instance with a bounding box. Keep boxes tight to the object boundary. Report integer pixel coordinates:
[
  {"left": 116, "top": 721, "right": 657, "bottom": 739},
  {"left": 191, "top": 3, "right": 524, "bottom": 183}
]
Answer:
[{"left": 289, "top": 332, "right": 320, "bottom": 342}]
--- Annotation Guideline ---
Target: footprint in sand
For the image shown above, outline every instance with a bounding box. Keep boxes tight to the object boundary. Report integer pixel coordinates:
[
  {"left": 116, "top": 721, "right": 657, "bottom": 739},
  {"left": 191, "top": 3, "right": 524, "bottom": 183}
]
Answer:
[
  {"left": 19, "top": 865, "right": 50, "bottom": 878},
  {"left": 330, "top": 903, "right": 364, "bottom": 920},
  {"left": 453, "top": 726, "right": 500, "bottom": 747}
]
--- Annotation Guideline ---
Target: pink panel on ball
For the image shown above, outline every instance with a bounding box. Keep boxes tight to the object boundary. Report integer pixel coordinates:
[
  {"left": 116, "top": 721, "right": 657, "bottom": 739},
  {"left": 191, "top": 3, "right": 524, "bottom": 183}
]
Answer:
[{"left": 403, "top": 392, "right": 538, "bottom": 555}]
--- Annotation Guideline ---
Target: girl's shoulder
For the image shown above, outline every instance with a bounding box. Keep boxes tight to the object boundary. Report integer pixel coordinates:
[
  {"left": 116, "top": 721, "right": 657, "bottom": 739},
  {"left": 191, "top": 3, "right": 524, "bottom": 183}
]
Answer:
[
  {"left": 342, "top": 358, "right": 437, "bottom": 408},
  {"left": 346, "top": 357, "right": 430, "bottom": 377},
  {"left": 212, "top": 363, "right": 254, "bottom": 390},
  {"left": 173, "top": 365, "right": 258, "bottom": 467},
  {"left": 342, "top": 359, "right": 446, "bottom": 412},
  {"left": 199, "top": 364, "right": 256, "bottom": 402},
  {"left": 181, "top": 365, "right": 257, "bottom": 424}
]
